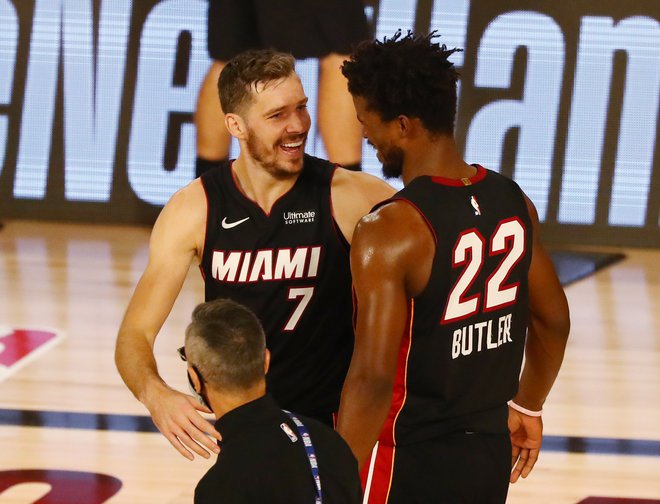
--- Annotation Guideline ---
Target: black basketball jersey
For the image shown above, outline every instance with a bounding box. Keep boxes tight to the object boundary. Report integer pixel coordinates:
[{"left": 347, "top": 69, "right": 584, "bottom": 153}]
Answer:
[
  {"left": 199, "top": 155, "right": 353, "bottom": 421},
  {"left": 376, "top": 166, "right": 533, "bottom": 446}
]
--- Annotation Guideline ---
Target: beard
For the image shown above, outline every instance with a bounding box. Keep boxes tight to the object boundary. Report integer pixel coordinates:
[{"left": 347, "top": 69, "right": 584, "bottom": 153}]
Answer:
[
  {"left": 245, "top": 126, "right": 305, "bottom": 180},
  {"left": 378, "top": 143, "right": 405, "bottom": 179}
]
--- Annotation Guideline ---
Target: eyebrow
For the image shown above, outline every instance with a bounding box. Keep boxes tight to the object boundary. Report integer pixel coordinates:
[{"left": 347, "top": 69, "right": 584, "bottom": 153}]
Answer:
[{"left": 263, "top": 97, "right": 308, "bottom": 117}]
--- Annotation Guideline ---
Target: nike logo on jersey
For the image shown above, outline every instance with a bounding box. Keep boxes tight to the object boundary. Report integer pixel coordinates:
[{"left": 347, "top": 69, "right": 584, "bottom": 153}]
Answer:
[{"left": 221, "top": 216, "right": 250, "bottom": 229}]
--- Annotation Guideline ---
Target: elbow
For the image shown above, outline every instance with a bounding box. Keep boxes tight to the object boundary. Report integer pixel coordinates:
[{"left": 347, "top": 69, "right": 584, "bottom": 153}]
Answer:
[
  {"left": 555, "top": 301, "right": 571, "bottom": 341},
  {"left": 531, "top": 305, "right": 570, "bottom": 344},
  {"left": 342, "top": 369, "right": 394, "bottom": 403}
]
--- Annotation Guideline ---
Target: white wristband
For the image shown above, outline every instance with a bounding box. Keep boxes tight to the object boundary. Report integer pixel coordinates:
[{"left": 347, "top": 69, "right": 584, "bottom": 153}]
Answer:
[{"left": 507, "top": 400, "right": 543, "bottom": 417}]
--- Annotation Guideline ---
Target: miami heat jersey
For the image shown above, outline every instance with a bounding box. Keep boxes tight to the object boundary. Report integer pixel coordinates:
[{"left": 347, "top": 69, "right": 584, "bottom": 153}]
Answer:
[
  {"left": 378, "top": 165, "right": 533, "bottom": 446},
  {"left": 200, "top": 155, "right": 353, "bottom": 420}
]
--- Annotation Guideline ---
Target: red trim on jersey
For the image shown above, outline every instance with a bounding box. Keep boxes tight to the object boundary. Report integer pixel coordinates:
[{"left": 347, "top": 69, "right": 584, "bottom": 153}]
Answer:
[
  {"left": 361, "top": 443, "right": 396, "bottom": 504},
  {"left": 431, "top": 164, "right": 487, "bottom": 186},
  {"left": 483, "top": 216, "right": 526, "bottom": 313},
  {"left": 383, "top": 198, "right": 438, "bottom": 245},
  {"left": 357, "top": 302, "right": 412, "bottom": 502},
  {"left": 228, "top": 160, "right": 299, "bottom": 218},
  {"left": 328, "top": 163, "right": 351, "bottom": 252},
  {"left": 378, "top": 300, "right": 414, "bottom": 446},
  {"left": 440, "top": 227, "right": 486, "bottom": 325}
]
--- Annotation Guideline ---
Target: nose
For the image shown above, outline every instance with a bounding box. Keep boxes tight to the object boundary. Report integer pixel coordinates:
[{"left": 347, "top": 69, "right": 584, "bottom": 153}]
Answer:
[{"left": 287, "top": 108, "right": 310, "bottom": 135}]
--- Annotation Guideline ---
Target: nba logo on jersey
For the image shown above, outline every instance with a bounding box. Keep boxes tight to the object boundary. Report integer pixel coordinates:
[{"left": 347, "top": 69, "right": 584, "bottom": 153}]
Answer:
[
  {"left": 0, "top": 328, "right": 63, "bottom": 381},
  {"left": 280, "top": 422, "right": 298, "bottom": 442},
  {"left": 470, "top": 196, "right": 482, "bottom": 216}
]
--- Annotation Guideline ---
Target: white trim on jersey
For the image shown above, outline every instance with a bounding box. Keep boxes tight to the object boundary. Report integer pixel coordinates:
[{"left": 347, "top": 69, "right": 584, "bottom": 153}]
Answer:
[{"left": 362, "top": 441, "right": 380, "bottom": 504}]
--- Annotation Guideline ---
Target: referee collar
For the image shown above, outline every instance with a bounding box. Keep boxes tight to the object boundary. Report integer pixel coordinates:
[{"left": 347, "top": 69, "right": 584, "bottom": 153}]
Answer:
[{"left": 215, "top": 394, "right": 282, "bottom": 441}]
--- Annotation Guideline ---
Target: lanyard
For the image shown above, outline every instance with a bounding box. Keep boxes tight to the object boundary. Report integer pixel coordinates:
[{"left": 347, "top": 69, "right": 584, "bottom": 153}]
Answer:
[{"left": 283, "top": 411, "right": 323, "bottom": 504}]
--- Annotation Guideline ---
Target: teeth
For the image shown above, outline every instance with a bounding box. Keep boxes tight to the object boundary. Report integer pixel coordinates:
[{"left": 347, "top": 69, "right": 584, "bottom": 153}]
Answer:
[{"left": 281, "top": 141, "right": 303, "bottom": 148}]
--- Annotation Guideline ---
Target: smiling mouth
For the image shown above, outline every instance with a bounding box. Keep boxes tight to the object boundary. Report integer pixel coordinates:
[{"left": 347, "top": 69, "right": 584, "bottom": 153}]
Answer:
[{"left": 279, "top": 138, "right": 305, "bottom": 154}]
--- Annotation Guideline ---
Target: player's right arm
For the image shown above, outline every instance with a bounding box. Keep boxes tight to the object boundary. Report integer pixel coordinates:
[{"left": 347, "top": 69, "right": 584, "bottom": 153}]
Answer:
[
  {"left": 337, "top": 201, "right": 434, "bottom": 468},
  {"left": 114, "top": 180, "right": 221, "bottom": 460},
  {"left": 509, "top": 195, "right": 570, "bottom": 482}
]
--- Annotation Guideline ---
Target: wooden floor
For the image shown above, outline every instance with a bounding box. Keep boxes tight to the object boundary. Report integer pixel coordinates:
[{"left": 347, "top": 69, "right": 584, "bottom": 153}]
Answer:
[{"left": 0, "top": 219, "right": 659, "bottom": 503}]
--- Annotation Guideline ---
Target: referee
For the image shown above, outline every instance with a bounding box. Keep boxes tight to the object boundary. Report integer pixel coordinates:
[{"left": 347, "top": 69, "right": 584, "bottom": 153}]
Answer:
[{"left": 181, "top": 298, "right": 362, "bottom": 504}]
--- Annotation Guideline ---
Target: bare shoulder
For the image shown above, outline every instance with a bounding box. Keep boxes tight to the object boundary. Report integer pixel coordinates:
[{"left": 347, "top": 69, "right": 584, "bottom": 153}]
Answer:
[
  {"left": 151, "top": 178, "right": 207, "bottom": 257},
  {"left": 331, "top": 168, "right": 397, "bottom": 244},
  {"left": 353, "top": 199, "right": 433, "bottom": 262},
  {"left": 522, "top": 193, "right": 541, "bottom": 227},
  {"left": 159, "top": 178, "right": 207, "bottom": 218},
  {"left": 351, "top": 199, "right": 435, "bottom": 295},
  {"left": 332, "top": 168, "right": 396, "bottom": 207}
]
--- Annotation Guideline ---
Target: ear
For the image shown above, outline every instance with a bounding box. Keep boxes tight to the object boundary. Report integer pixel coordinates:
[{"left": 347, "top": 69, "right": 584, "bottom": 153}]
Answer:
[
  {"left": 225, "top": 112, "right": 247, "bottom": 139},
  {"left": 396, "top": 115, "right": 414, "bottom": 138},
  {"left": 263, "top": 348, "right": 271, "bottom": 375},
  {"left": 187, "top": 365, "right": 203, "bottom": 393}
]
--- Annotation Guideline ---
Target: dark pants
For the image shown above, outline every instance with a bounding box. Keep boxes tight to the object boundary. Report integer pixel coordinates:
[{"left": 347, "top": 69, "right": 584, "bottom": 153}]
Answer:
[{"left": 363, "top": 432, "right": 511, "bottom": 504}]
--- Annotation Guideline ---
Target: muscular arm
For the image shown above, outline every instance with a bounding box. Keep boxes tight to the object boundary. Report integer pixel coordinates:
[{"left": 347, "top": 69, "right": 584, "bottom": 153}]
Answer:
[
  {"left": 509, "top": 196, "right": 570, "bottom": 482},
  {"left": 115, "top": 180, "right": 220, "bottom": 459},
  {"left": 331, "top": 168, "right": 396, "bottom": 244},
  {"left": 336, "top": 202, "right": 433, "bottom": 468},
  {"left": 517, "top": 196, "right": 570, "bottom": 410}
]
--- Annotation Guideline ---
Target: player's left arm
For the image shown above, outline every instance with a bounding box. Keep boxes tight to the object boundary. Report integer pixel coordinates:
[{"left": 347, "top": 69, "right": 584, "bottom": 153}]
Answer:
[
  {"left": 336, "top": 201, "right": 433, "bottom": 468},
  {"left": 330, "top": 168, "right": 396, "bottom": 244},
  {"left": 509, "top": 195, "right": 570, "bottom": 482}
]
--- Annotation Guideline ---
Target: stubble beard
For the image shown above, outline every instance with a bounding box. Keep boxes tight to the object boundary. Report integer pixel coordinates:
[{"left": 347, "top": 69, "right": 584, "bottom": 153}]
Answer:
[
  {"left": 245, "top": 128, "right": 306, "bottom": 181},
  {"left": 380, "top": 144, "right": 405, "bottom": 180}
]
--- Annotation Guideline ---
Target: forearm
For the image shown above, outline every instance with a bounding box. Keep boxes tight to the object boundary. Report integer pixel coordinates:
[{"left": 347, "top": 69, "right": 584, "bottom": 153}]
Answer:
[
  {"left": 515, "top": 316, "right": 569, "bottom": 410},
  {"left": 337, "top": 375, "right": 393, "bottom": 469},
  {"left": 115, "top": 329, "right": 167, "bottom": 406}
]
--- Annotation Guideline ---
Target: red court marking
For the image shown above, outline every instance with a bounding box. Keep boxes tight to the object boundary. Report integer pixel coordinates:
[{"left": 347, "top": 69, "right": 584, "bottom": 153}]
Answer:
[
  {"left": 0, "top": 470, "right": 122, "bottom": 503},
  {"left": 0, "top": 329, "right": 62, "bottom": 380}
]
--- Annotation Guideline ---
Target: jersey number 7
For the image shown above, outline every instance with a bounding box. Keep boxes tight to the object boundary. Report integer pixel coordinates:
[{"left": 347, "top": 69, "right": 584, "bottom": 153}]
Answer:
[{"left": 283, "top": 287, "right": 315, "bottom": 331}]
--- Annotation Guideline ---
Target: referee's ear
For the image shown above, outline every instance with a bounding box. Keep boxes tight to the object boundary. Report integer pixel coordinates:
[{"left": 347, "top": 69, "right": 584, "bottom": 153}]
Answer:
[{"left": 263, "top": 348, "right": 271, "bottom": 376}]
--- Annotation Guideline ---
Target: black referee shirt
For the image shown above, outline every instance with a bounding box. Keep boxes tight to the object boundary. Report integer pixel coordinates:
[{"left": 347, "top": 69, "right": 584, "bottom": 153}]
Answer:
[{"left": 194, "top": 394, "right": 362, "bottom": 504}]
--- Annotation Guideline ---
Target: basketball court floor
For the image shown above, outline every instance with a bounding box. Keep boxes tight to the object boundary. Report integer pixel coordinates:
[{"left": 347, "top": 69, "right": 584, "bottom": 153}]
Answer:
[{"left": 1, "top": 219, "right": 659, "bottom": 503}]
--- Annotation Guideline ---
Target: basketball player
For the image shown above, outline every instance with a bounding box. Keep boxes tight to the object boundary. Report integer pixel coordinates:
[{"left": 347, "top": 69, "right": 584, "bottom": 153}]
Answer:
[
  {"left": 336, "top": 32, "right": 570, "bottom": 503},
  {"left": 115, "top": 49, "right": 395, "bottom": 462},
  {"left": 195, "top": 0, "right": 369, "bottom": 177}
]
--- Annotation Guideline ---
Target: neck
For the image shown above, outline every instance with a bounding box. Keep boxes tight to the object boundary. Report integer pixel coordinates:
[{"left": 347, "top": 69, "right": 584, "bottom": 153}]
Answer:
[
  {"left": 232, "top": 155, "right": 300, "bottom": 214},
  {"left": 401, "top": 134, "right": 475, "bottom": 185},
  {"left": 207, "top": 381, "right": 267, "bottom": 420}
]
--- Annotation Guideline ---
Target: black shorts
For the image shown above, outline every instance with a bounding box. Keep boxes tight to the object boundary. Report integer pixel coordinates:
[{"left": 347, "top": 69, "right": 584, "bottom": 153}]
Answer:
[
  {"left": 362, "top": 433, "right": 511, "bottom": 504},
  {"left": 207, "top": 0, "right": 371, "bottom": 61}
]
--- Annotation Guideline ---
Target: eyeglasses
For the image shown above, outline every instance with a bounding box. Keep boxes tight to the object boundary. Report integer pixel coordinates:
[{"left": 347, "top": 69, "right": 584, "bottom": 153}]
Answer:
[
  {"left": 178, "top": 346, "right": 209, "bottom": 408},
  {"left": 178, "top": 346, "right": 205, "bottom": 385},
  {"left": 178, "top": 346, "right": 203, "bottom": 376}
]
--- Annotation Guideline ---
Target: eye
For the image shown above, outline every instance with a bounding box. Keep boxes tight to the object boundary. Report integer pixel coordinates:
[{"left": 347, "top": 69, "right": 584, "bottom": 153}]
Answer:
[
  {"left": 268, "top": 112, "right": 282, "bottom": 120},
  {"left": 297, "top": 104, "right": 307, "bottom": 111}
]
